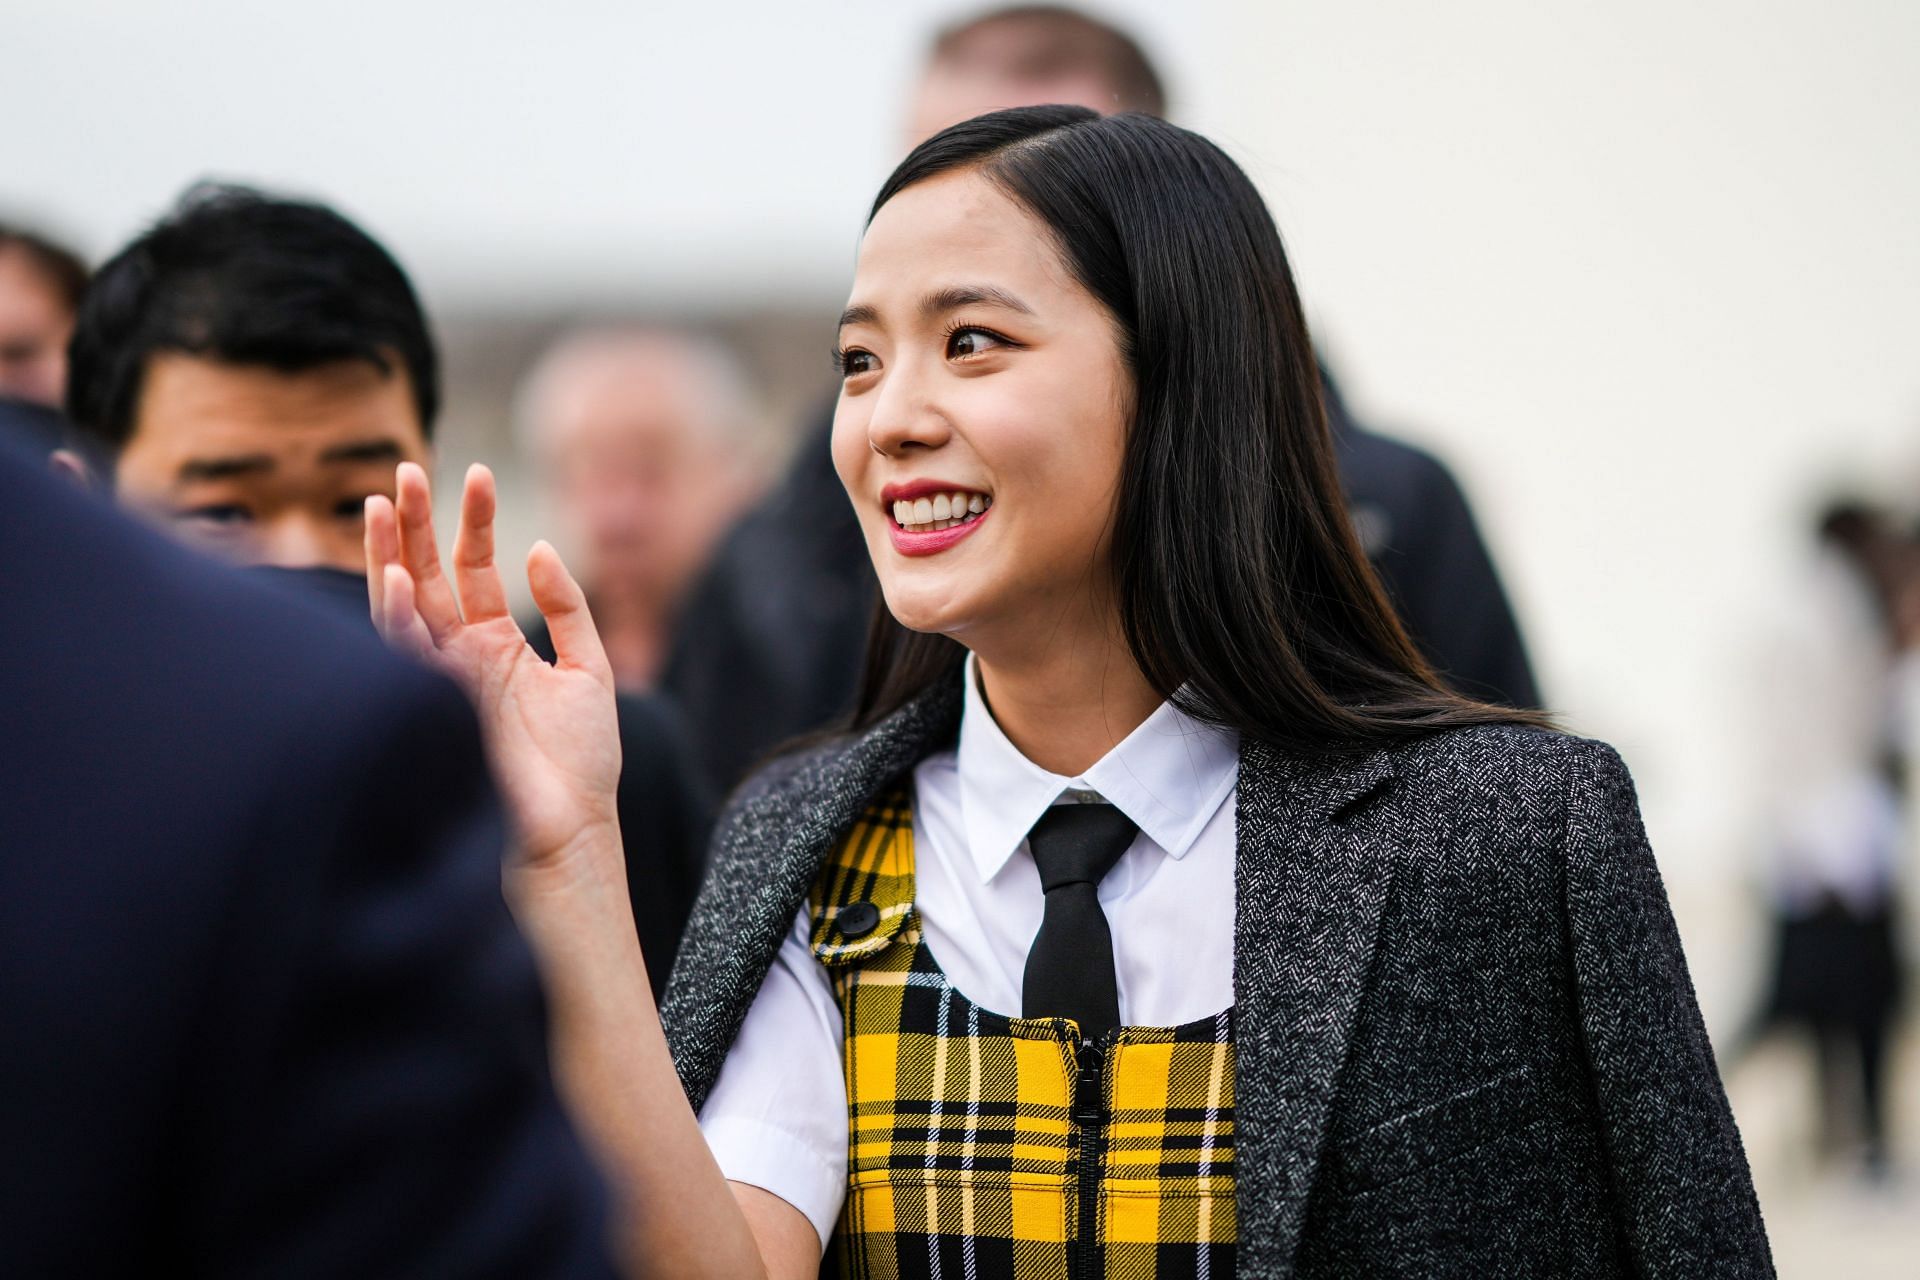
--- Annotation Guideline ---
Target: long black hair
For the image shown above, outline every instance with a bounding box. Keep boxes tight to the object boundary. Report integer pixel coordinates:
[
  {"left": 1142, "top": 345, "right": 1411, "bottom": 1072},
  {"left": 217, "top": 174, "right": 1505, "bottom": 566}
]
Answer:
[{"left": 852, "top": 105, "right": 1543, "bottom": 748}]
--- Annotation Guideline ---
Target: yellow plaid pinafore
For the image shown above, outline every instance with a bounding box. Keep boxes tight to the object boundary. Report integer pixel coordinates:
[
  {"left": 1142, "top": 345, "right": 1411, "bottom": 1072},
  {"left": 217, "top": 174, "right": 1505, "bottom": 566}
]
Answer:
[{"left": 808, "top": 789, "right": 1237, "bottom": 1280}]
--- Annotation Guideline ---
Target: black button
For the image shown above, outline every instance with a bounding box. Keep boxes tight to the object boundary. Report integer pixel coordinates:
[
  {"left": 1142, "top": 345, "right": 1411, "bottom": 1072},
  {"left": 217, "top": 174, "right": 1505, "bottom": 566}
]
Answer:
[{"left": 838, "top": 901, "right": 880, "bottom": 939}]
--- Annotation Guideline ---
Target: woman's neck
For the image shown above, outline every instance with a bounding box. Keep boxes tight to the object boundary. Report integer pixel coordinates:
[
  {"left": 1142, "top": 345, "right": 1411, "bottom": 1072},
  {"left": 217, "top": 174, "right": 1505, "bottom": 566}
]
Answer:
[{"left": 971, "top": 635, "right": 1164, "bottom": 778}]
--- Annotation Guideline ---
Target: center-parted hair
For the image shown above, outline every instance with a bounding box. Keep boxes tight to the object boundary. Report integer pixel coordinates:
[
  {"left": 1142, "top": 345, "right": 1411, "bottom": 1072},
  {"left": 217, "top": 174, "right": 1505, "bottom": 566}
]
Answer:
[
  {"left": 852, "top": 106, "right": 1540, "bottom": 748},
  {"left": 66, "top": 183, "right": 439, "bottom": 450}
]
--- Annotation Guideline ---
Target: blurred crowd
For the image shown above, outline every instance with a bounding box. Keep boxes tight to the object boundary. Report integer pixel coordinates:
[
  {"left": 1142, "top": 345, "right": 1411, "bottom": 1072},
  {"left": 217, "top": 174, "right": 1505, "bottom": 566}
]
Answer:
[{"left": 1, "top": 3, "right": 1909, "bottom": 1275}]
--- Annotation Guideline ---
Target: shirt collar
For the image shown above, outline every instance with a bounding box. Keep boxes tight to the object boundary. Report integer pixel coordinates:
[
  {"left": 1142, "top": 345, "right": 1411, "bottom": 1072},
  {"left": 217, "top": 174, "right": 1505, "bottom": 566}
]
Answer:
[{"left": 956, "top": 653, "right": 1240, "bottom": 884}]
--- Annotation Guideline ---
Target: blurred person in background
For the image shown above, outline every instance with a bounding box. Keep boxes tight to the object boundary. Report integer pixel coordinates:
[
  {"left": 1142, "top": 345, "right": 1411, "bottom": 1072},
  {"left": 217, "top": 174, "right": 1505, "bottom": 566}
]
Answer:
[
  {"left": 0, "top": 222, "right": 89, "bottom": 459},
  {"left": 60, "top": 185, "right": 434, "bottom": 581},
  {"left": 515, "top": 327, "right": 765, "bottom": 692},
  {"left": 0, "top": 423, "right": 615, "bottom": 1280},
  {"left": 0, "top": 221, "right": 88, "bottom": 409},
  {"left": 61, "top": 183, "right": 709, "bottom": 999},
  {"left": 1740, "top": 501, "right": 1910, "bottom": 1181},
  {"left": 666, "top": 2, "right": 1538, "bottom": 797}
]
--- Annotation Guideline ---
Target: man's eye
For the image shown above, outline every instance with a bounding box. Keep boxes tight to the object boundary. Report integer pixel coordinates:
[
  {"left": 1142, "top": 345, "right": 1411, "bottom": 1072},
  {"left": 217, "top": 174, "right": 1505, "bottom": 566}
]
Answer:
[
  {"left": 180, "top": 504, "right": 252, "bottom": 528},
  {"left": 946, "top": 327, "right": 1006, "bottom": 359},
  {"left": 335, "top": 497, "right": 373, "bottom": 520}
]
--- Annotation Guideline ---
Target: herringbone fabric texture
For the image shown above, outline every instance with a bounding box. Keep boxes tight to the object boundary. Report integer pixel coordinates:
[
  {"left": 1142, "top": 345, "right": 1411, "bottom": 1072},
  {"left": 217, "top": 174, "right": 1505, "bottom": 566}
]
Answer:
[{"left": 808, "top": 791, "right": 1236, "bottom": 1279}]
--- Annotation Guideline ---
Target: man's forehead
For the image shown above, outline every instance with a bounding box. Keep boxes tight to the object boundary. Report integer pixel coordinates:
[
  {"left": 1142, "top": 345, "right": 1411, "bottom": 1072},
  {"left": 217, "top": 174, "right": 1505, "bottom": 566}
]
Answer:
[
  {"left": 932, "top": 18, "right": 1117, "bottom": 86},
  {"left": 122, "top": 352, "right": 426, "bottom": 481},
  {"left": 132, "top": 353, "right": 423, "bottom": 442}
]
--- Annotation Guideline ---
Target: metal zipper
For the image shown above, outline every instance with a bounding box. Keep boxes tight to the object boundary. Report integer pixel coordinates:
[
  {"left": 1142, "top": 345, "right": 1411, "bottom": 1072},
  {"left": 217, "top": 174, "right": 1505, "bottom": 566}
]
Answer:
[{"left": 1070, "top": 1035, "right": 1107, "bottom": 1280}]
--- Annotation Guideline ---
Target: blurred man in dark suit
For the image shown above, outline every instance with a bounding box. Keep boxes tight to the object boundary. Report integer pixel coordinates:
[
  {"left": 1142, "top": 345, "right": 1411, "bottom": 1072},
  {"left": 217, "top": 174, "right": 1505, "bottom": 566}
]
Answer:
[
  {"left": 0, "top": 421, "right": 615, "bottom": 1279},
  {"left": 665, "top": 4, "right": 1539, "bottom": 796},
  {"left": 60, "top": 184, "right": 708, "bottom": 995}
]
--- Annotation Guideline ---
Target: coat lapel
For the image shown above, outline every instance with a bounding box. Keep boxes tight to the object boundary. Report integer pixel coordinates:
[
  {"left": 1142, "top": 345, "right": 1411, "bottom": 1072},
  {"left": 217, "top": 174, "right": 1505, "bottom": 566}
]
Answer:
[
  {"left": 1233, "top": 736, "right": 1397, "bottom": 1278},
  {"left": 667, "top": 678, "right": 962, "bottom": 1108}
]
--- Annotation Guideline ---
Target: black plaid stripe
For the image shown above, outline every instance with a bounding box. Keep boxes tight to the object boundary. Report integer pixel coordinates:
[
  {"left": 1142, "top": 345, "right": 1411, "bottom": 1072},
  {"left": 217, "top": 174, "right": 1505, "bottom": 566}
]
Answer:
[
  {"left": 812, "top": 793, "right": 1237, "bottom": 1278},
  {"left": 812, "top": 788, "right": 916, "bottom": 962}
]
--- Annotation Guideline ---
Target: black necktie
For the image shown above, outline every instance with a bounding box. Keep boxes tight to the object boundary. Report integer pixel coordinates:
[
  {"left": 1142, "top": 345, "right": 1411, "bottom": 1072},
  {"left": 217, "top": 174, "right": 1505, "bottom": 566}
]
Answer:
[{"left": 1021, "top": 802, "right": 1138, "bottom": 1041}]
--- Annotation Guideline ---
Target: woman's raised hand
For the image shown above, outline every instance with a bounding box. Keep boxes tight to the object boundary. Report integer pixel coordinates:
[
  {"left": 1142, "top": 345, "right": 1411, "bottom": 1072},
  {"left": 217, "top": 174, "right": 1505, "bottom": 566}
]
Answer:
[{"left": 365, "top": 462, "right": 623, "bottom": 870}]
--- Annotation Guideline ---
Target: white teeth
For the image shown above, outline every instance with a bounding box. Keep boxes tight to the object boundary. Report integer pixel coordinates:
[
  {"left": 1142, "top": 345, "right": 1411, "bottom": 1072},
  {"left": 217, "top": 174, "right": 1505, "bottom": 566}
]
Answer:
[{"left": 889, "top": 491, "right": 993, "bottom": 532}]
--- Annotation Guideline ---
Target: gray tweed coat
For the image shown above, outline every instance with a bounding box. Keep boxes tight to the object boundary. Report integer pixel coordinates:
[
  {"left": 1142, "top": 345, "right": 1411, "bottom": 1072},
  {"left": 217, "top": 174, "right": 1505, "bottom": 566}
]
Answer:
[{"left": 661, "top": 679, "right": 1773, "bottom": 1278}]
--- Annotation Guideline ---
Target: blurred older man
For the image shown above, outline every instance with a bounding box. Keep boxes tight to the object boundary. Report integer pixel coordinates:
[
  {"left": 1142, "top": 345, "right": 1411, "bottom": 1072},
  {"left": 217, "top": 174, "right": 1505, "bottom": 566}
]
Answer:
[
  {"left": 903, "top": 2, "right": 1166, "bottom": 142},
  {"left": 516, "top": 328, "right": 763, "bottom": 692}
]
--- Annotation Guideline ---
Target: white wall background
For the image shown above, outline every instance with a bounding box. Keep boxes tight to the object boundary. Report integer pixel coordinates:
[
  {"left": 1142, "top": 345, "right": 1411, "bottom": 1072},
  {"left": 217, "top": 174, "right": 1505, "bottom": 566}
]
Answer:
[{"left": 9, "top": 0, "right": 1919, "bottom": 920}]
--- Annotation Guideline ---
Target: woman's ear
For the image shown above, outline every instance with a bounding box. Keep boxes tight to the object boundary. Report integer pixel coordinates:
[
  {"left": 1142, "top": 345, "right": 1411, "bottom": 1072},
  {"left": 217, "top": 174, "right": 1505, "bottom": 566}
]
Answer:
[{"left": 48, "top": 448, "right": 98, "bottom": 491}]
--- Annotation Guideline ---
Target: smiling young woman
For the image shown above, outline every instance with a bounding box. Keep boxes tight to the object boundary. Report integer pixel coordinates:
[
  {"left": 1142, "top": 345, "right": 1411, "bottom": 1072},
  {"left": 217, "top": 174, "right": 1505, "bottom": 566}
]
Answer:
[{"left": 369, "top": 107, "right": 1771, "bottom": 1279}]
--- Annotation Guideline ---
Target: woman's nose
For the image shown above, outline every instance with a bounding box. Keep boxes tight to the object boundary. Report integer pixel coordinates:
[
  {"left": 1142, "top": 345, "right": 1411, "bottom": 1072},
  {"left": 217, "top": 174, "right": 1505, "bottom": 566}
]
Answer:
[{"left": 864, "top": 365, "right": 952, "bottom": 456}]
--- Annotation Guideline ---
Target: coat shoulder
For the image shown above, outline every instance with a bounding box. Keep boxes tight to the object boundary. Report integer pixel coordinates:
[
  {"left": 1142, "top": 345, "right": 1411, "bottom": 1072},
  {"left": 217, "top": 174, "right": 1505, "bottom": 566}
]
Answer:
[
  {"left": 710, "top": 733, "right": 860, "bottom": 852},
  {"left": 1391, "top": 720, "right": 1625, "bottom": 784},
  {"left": 1382, "top": 722, "right": 1634, "bottom": 840}
]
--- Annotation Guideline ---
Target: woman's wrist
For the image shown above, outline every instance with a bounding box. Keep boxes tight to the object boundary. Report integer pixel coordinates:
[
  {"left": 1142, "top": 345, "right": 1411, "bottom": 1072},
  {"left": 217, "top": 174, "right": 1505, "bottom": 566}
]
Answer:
[{"left": 505, "top": 816, "right": 629, "bottom": 915}]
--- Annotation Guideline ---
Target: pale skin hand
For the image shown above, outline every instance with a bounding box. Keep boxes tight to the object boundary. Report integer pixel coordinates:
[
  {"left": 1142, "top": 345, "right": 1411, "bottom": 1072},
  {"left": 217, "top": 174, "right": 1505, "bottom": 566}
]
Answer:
[
  {"left": 364, "top": 461, "right": 817, "bottom": 1280},
  {"left": 364, "top": 461, "right": 622, "bottom": 866}
]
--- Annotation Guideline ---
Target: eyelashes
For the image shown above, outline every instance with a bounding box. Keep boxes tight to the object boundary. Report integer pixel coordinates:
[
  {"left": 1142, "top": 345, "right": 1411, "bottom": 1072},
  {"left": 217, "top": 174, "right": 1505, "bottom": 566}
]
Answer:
[
  {"left": 942, "top": 323, "right": 1010, "bottom": 359},
  {"left": 832, "top": 321, "right": 1020, "bottom": 380},
  {"left": 831, "top": 344, "right": 875, "bottom": 378}
]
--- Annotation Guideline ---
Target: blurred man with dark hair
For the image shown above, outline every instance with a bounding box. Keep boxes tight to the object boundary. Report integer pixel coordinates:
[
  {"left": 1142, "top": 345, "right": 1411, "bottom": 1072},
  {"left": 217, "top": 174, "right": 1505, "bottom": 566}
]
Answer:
[
  {"left": 64, "top": 182, "right": 708, "bottom": 999},
  {"left": 0, "top": 221, "right": 89, "bottom": 407},
  {"left": 666, "top": 3, "right": 1539, "bottom": 795},
  {"left": 64, "top": 184, "right": 437, "bottom": 574}
]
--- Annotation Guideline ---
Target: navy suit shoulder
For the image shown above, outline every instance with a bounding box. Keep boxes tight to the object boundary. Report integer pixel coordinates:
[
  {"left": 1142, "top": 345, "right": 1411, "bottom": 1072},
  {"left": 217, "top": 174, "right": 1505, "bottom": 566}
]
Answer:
[
  {"left": 0, "top": 445, "right": 613, "bottom": 1280},
  {"left": 1337, "top": 422, "right": 1462, "bottom": 522}
]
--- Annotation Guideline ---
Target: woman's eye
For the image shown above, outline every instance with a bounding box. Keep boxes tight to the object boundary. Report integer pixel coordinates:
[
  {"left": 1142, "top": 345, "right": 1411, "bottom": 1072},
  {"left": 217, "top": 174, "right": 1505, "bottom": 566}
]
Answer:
[
  {"left": 946, "top": 327, "right": 1005, "bottom": 359},
  {"left": 836, "top": 347, "right": 878, "bottom": 379}
]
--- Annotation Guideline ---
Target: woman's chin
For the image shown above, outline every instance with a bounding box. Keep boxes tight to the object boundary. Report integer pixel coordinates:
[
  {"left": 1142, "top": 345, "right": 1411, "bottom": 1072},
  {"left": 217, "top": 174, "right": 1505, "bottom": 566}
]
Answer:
[{"left": 879, "top": 584, "right": 974, "bottom": 638}]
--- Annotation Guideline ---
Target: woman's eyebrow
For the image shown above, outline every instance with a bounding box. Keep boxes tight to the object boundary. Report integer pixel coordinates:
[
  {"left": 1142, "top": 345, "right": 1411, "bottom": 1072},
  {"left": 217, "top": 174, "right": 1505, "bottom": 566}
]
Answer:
[
  {"left": 920, "top": 284, "right": 1033, "bottom": 318},
  {"left": 837, "top": 285, "right": 1036, "bottom": 332},
  {"left": 837, "top": 303, "right": 879, "bottom": 330}
]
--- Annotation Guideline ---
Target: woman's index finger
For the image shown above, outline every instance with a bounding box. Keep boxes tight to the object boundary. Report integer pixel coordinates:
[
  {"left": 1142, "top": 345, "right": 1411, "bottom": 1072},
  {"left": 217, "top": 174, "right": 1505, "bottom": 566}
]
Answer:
[
  {"left": 451, "top": 463, "right": 512, "bottom": 622},
  {"left": 393, "top": 461, "right": 466, "bottom": 642}
]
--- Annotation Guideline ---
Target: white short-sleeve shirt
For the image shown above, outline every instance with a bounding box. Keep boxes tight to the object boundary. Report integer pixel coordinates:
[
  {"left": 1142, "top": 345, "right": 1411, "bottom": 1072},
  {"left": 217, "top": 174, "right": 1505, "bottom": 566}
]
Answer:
[{"left": 697, "top": 658, "right": 1240, "bottom": 1250}]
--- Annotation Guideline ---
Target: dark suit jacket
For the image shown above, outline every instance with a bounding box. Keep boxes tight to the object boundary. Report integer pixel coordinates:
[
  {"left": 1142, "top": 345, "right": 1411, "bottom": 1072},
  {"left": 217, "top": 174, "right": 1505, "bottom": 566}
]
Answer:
[
  {"left": 1322, "top": 373, "right": 1540, "bottom": 709},
  {"left": 662, "top": 679, "right": 1771, "bottom": 1278},
  {"left": 0, "top": 438, "right": 613, "bottom": 1279},
  {"left": 662, "top": 402, "right": 873, "bottom": 794},
  {"left": 665, "top": 379, "right": 1539, "bottom": 797}
]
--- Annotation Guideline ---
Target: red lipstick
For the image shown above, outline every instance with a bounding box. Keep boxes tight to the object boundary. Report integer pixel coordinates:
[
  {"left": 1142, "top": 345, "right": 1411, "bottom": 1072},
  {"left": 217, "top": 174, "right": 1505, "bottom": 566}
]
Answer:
[
  {"left": 881, "top": 479, "right": 993, "bottom": 558},
  {"left": 887, "top": 507, "right": 992, "bottom": 556}
]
